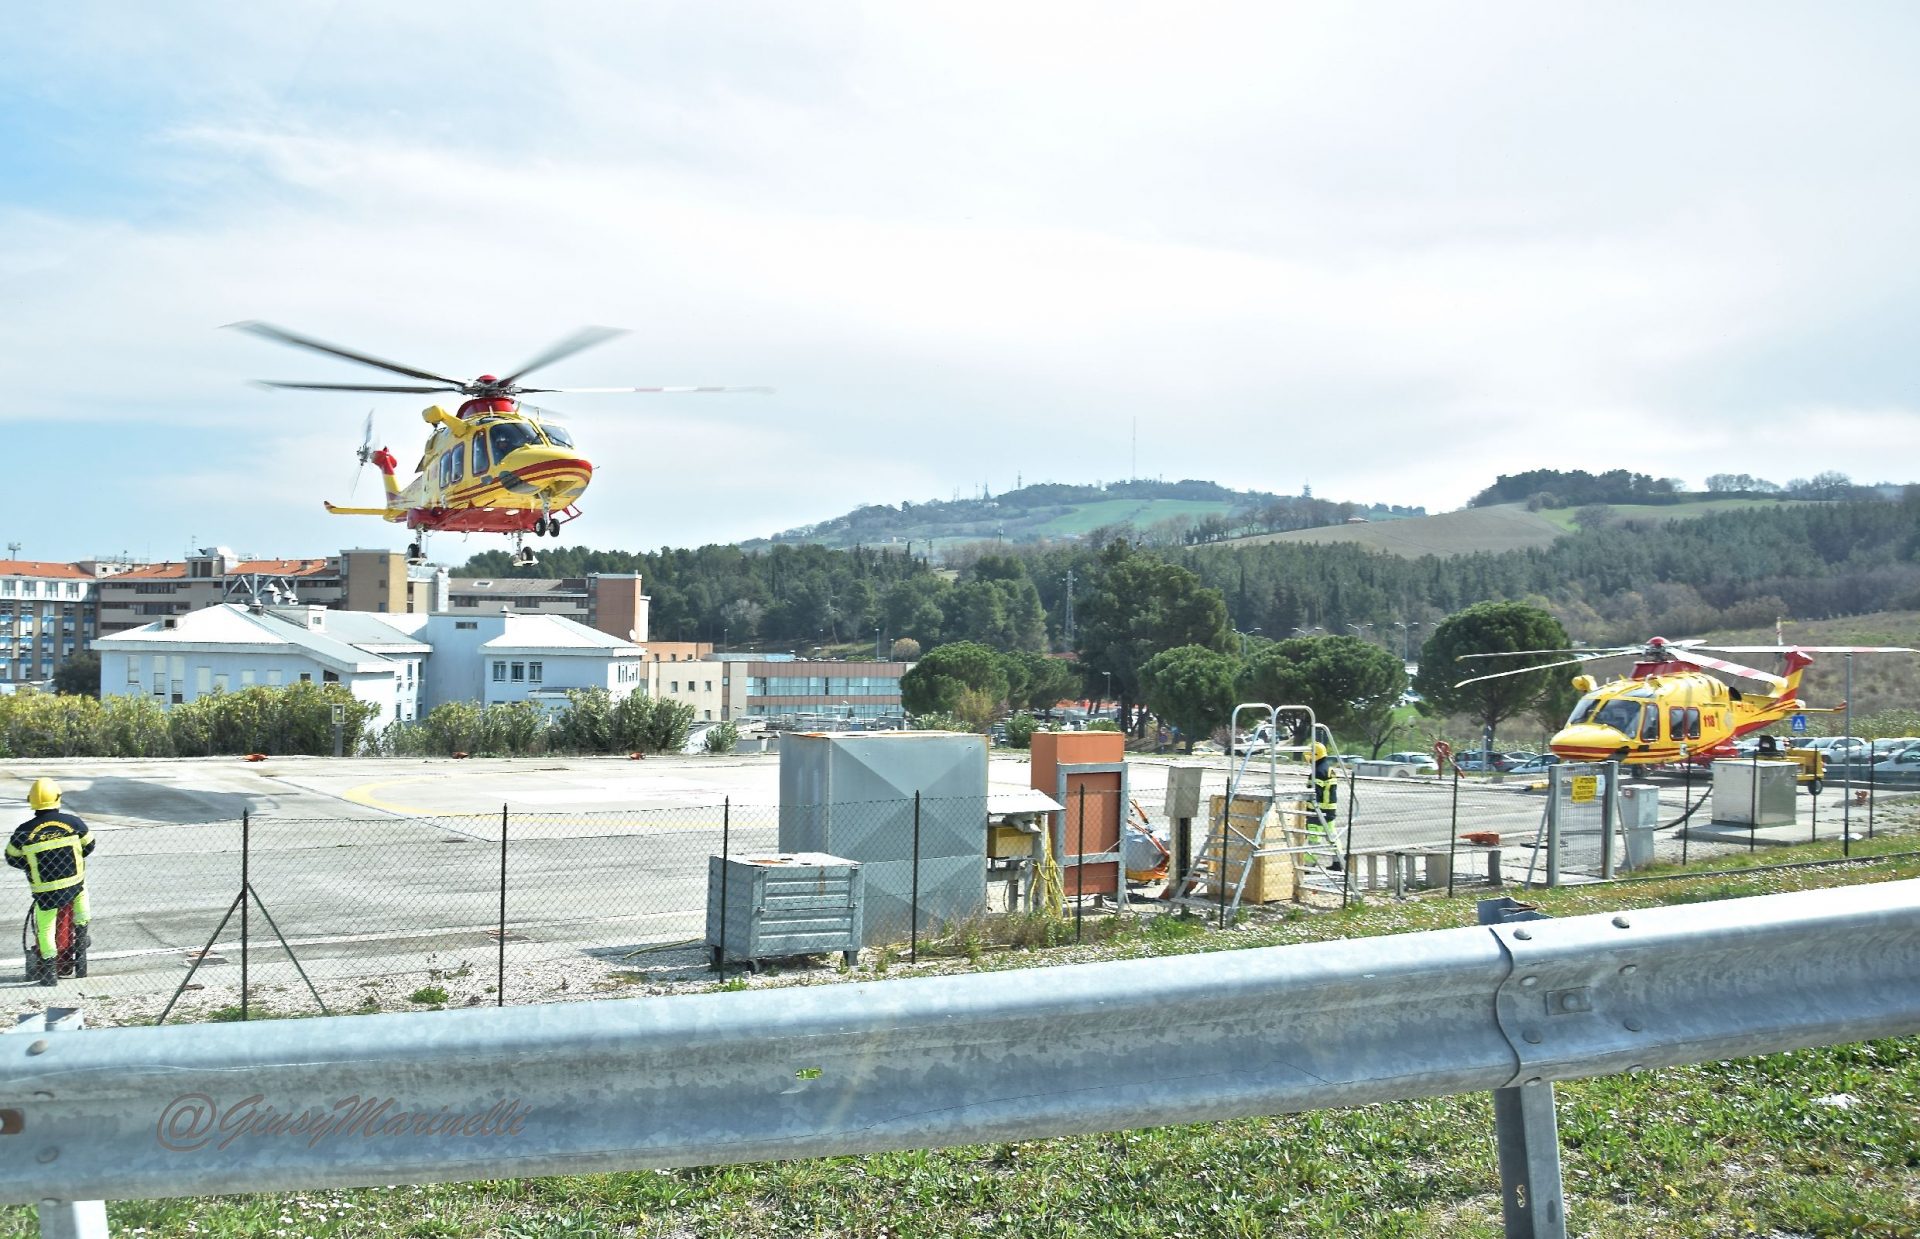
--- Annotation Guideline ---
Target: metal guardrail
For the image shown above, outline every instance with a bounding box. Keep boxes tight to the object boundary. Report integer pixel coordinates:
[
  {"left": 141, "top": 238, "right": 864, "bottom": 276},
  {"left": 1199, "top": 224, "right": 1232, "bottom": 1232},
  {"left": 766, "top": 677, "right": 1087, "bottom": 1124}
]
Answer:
[{"left": 4, "top": 881, "right": 1919, "bottom": 1228}]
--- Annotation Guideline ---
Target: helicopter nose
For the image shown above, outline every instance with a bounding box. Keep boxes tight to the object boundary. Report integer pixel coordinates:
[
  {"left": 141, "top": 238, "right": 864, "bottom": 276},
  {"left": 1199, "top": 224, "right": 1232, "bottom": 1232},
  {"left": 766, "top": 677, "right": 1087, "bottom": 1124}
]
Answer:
[
  {"left": 1550, "top": 723, "right": 1632, "bottom": 761},
  {"left": 496, "top": 446, "right": 593, "bottom": 501}
]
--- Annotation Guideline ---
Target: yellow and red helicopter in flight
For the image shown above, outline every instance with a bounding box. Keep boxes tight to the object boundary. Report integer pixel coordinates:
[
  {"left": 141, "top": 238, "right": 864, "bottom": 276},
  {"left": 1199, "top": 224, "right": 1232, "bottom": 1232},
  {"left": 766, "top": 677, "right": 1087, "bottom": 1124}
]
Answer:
[
  {"left": 1457, "top": 636, "right": 1914, "bottom": 769},
  {"left": 235, "top": 322, "right": 758, "bottom": 564}
]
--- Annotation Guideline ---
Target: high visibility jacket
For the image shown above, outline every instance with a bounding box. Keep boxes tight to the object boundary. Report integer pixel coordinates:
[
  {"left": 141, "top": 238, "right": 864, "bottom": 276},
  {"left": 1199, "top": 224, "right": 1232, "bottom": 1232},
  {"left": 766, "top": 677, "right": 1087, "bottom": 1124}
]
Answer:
[
  {"left": 6, "top": 811, "right": 94, "bottom": 908},
  {"left": 1310, "top": 757, "right": 1339, "bottom": 825}
]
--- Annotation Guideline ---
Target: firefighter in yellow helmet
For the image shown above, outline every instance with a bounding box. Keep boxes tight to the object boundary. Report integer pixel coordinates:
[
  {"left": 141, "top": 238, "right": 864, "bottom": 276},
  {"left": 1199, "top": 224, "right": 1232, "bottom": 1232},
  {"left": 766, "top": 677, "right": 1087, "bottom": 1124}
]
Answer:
[
  {"left": 6, "top": 778, "right": 95, "bottom": 986},
  {"left": 1308, "top": 741, "right": 1340, "bottom": 860}
]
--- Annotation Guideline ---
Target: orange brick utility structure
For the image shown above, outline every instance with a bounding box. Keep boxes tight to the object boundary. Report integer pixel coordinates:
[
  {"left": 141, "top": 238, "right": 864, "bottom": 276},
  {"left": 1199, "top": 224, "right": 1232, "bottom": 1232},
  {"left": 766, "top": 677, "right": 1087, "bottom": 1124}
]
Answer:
[{"left": 1030, "top": 731, "right": 1125, "bottom": 899}]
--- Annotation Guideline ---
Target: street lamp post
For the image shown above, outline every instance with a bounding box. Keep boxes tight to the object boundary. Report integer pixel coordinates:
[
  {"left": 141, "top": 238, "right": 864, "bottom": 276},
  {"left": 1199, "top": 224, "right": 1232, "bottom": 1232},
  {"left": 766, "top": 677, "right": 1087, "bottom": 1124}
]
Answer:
[
  {"left": 1291, "top": 626, "right": 1323, "bottom": 638},
  {"left": 1102, "top": 670, "right": 1113, "bottom": 724},
  {"left": 1347, "top": 623, "right": 1372, "bottom": 643},
  {"left": 1393, "top": 620, "right": 1420, "bottom": 661},
  {"left": 1238, "top": 627, "right": 1261, "bottom": 658}
]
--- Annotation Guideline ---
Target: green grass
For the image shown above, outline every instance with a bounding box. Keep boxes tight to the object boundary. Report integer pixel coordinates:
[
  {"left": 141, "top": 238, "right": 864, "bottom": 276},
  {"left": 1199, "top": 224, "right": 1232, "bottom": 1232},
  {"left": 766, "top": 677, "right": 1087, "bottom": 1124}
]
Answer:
[
  {"left": 1532, "top": 496, "right": 1804, "bottom": 533},
  {"left": 11, "top": 836, "right": 1920, "bottom": 1237},
  {"left": 1028, "top": 497, "right": 1241, "bottom": 537}
]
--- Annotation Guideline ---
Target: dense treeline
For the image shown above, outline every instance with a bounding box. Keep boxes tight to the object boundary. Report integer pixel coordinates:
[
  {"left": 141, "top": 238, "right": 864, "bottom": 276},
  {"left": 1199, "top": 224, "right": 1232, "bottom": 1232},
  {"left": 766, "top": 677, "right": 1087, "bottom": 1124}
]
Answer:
[
  {"left": 462, "top": 495, "right": 1920, "bottom": 661},
  {"left": 1470, "top": 469, "right": 1683, "bottom": 508}
]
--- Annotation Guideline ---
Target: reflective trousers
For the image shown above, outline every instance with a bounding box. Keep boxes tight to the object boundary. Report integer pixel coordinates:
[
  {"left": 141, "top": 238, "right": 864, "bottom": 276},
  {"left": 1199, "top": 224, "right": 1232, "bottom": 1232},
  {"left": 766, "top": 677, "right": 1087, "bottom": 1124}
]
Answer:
[{"left": 32, "top": 888, "right": 88, "bottom": 959}]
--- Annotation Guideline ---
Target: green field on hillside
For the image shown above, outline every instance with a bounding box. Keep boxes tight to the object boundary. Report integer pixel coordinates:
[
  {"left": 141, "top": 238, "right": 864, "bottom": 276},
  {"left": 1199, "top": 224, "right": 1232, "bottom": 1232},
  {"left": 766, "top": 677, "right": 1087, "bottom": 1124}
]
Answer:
[
  {"left": 1224, "top": 503, "right": 1565, "bottom": 557},
  {"left": 1027, "top": 497, "right": 1241, "bottom": 537},
  {"left": 1533, "top": 496, "right": 1801, "bottom": 532}
]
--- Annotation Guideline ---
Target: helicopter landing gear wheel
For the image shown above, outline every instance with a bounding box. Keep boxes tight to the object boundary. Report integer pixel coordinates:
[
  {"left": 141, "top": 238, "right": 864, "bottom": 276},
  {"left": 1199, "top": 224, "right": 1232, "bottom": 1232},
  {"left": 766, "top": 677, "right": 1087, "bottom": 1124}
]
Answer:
[
  {"left": 406, "top": 541, "right": 423, "bottom": 563},
  {"left": 533, "top": 516, "right": 550, "bottom": 537}
]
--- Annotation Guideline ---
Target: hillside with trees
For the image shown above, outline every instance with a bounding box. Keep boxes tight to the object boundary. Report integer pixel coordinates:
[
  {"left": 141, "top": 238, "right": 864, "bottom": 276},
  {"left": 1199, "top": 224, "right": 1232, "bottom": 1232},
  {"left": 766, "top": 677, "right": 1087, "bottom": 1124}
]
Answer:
[
  {"left": 459, "top": 484, "right": 1920, "bottom": 674},
  {"left": 740, "top": 477, "right": 1424, "bottom": 552}
]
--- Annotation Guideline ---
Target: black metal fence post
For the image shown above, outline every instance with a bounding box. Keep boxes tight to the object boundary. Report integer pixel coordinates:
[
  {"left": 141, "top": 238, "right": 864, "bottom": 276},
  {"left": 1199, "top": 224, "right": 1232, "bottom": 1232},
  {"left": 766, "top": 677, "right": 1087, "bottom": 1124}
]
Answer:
[
  {"left": 719, "top": 797, "right": 732, "bottom": 977},
  {"left": 1868, "top": 755, "right": 1876, "bottom": 840},
  {"left": 1682, "top": 763, "right": 1691, "bottom": 866},
  {"left": 1075, "top": 785, "right": 1086, "bottom": 945},
  {"left": 910, "top": 791, "right": 922, "bottom": 963},
  {"left": 497, "top": 804, "right": 508, "bottom": 1007},
  {"left": 1217, "top": 794, "right": 1229, "bottom": 930},
  {"left": 1447, "top": 767, "right": 1460, "bottom": 898},
  {"left": 240, "top": 808, "right": 250, "bottom": 1022}
]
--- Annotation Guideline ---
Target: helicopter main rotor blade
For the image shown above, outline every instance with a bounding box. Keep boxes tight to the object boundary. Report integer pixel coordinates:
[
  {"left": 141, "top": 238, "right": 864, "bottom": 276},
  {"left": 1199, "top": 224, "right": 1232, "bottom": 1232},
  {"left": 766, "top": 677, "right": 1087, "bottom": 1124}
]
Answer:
[
  {"left": 229, "top": 321, "right": 467, "bottom": 387},
  {"left": 516, "top": 385, "right": 774, "bottom": 394},
  {"left": 1698, "top": 645, "right": 1919, "bottom": 654},
  {"left": 1452, "top": 653, "right": 1616, "bottom": 688},
  {"left": 495, "top": 327, "right": 627, "bottom": 388},
  {"left": 1678, "top": 651, "right": 1788, "bottom": 691},
  {"left": 1454, "top": 647, "right": 1628, "bottom": 660},
  {"left": 255, "top": 381, "right": 461, "bottom": 394}
]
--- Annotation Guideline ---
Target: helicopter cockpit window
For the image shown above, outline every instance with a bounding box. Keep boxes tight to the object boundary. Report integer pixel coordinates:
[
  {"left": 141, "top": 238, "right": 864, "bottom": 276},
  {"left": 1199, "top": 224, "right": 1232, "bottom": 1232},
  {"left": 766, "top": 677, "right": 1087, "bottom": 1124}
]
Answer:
[
  {"left": 489, "top": 422, "right": 541, "bottom": 462},
  {"left": 1568, "top": 693, "right": 1603, "bottom": 726},
  {"left": 538, "top": 422, "right": 574, "bottom": 449},
  {"left": 472, "top": 432, "right": 491, "bottom": 476},
  {"left": 1591, "top": 699, "right": 1644, "bottom": 736}
]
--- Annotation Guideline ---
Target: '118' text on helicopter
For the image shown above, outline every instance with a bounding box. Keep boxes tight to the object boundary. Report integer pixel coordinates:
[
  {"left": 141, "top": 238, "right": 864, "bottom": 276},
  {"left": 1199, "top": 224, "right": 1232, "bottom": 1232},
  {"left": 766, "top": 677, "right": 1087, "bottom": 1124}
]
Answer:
[
  {"left": 235, "top": 322, "right": 761, "bottom": 564},
  {"left": 1457, "top": 636, "right": 1914, "bottom": 767}
]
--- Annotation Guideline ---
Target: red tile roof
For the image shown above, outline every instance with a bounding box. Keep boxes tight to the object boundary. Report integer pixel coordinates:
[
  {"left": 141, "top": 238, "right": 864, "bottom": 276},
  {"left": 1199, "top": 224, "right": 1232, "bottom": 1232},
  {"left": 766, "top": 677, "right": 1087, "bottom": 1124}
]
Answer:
[{"left": 0, "top": 560, "right": 91, "bottom": 579}]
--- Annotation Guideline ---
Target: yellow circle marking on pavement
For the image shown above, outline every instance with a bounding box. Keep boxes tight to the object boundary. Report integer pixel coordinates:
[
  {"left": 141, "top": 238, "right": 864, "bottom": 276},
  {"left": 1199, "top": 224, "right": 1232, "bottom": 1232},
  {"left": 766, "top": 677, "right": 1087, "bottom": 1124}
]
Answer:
[{"left": 342, "top": 776, "right": 457, "bottom": 816}]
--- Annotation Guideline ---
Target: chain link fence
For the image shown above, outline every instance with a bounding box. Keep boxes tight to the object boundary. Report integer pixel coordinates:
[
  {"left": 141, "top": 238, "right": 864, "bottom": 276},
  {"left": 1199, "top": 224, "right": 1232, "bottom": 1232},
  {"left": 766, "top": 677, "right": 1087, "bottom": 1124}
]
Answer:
[{"left": 37, "top": 765, "right": 1916, "bottom": 1024}]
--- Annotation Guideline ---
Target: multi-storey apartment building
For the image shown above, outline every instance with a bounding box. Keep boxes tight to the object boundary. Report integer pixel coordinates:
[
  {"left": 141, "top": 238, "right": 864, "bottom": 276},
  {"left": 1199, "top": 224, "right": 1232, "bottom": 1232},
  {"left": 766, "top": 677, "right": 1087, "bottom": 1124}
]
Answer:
[{"left": 0, "top": 561, "right": 100, "bottom": 685}]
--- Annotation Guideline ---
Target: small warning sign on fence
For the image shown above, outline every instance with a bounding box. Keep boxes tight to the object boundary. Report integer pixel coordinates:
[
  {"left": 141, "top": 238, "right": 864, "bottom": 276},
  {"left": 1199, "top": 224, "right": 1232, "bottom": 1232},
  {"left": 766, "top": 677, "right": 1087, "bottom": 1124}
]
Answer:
[{"left": 1569, "top": 775, "right": 1598, "bottom": 804}]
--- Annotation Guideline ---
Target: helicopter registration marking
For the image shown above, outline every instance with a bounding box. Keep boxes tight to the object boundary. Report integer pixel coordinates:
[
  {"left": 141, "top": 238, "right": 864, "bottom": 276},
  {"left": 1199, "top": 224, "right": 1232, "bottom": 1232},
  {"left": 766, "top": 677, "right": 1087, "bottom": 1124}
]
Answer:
[{"left": 1569, "top": 775, "right": 1598, "bottom": 804}]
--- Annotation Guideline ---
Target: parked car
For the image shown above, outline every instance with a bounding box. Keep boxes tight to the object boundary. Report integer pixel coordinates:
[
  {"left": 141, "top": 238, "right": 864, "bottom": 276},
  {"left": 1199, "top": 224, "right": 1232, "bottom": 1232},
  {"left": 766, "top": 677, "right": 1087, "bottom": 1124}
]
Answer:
[
  {"left": 1506, "top": 754, "right": 1562, "bottom": 775},
  {"left": 1868, "top": 737, "right": 1920, "bottom": 759},
  {"left": 1793, "top": 736, "right": 1871, "bottom": 763},
  {"left": 1871, "top": 746, "right": 1920, "bottom": 775},
  {"left": 1360, "top": 751, "right": 1439, "bottom": 777},
  {"left": 1453, "top": 753, "right": 1500, "bottom": 772}
]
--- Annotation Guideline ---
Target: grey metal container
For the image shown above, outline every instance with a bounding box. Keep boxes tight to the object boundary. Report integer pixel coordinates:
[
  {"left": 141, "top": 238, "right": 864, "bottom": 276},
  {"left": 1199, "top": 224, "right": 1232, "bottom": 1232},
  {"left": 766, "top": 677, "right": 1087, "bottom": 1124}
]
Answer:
[
  {"left": 778, "top": 732, "right": 987, "bottom": 945},
  {"left": 1711, "top": 759, "right": 1798, "bottom": 827},
  {"left": 706, "top": 852, "right": 864, "bottom": 969}
]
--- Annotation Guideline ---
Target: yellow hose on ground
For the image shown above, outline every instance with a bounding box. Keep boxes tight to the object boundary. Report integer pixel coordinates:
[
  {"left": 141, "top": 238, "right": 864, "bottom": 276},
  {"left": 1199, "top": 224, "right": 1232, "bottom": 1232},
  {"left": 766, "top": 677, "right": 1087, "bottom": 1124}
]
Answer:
[{"left": 1038, "top": 821, "right": 1066, "bottom": 919}]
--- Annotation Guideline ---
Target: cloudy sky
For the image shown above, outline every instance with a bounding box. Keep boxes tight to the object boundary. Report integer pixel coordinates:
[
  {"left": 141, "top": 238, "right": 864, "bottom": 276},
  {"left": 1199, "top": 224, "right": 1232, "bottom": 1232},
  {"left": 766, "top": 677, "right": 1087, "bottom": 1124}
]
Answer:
[{"left": 5, "top": 3, "right": 1918, "bottom": 563}]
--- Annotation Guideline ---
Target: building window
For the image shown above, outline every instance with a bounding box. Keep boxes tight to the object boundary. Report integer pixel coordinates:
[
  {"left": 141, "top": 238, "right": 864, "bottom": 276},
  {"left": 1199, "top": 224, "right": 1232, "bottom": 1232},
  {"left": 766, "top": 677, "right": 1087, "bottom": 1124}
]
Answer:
[
  {"left": 323, "top": 670, "right": 339, "bottom": 684},
  {"left": 492, "top": 661, "right": 507, "bottom": 682},
  {"left": 528, "top": 661, "right": 542, "bottom": 683},
  {"left": 299, "top": 672, "right": 313, "bottom": 684},
  {"left": 511, "top": 662, "right": 525, "bottom": 683},
  {"left": 455, "top": 620, "right": 478, "bottom": 630},
  {"left": 196, "top": 667, "right": 212, "bottom": 694},
  {"left": 705, "top": 681, "right": 713, "bottom": 692},
  {"left": 213, "top": 673, "right": 229, "bottom": 692},
  {"left": 241, "top": 670, "right": 255, "bottom": 686},
  {"left": 269, "top": 670, "right": 284, "bottom": 686},
  {"left": 670, "top": 680, "right": 678, "bottom": 692}
]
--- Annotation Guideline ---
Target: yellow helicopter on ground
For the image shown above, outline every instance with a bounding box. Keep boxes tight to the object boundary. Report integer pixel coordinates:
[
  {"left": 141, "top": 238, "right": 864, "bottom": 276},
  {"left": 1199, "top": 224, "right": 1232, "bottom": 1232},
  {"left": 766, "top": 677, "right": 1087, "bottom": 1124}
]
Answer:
[
  {"left": 235, "top": 322, "right": 759, "bottom": 564},
  {"left": 1456, "top": 636, "right": 1914, "bottom": 769}
]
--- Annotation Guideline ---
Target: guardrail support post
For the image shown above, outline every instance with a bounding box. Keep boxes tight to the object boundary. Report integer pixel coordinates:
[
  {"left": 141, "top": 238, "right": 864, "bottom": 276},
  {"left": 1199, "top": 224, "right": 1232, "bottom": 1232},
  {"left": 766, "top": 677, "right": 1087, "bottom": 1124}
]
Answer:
[
  {"left": 1491, "top": 1083, "right": 1566, "bottom": 1238},
  {"left": 1479, "top": 897, "right": 1566, "bottom": 1239},
  {"left": 7, "top": 1010, "right": 109, "bottom": 1238}
]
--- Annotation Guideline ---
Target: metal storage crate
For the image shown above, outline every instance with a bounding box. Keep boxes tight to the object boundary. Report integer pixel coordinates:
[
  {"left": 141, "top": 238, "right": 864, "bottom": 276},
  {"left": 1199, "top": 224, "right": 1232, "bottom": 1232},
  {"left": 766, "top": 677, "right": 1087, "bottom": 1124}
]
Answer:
[
  {"left": 778, "top": 732, "right": 987, "bottom": 945},
  {"left": 706, "top": 853, "right": 864, "bottom": 970},
  {"left": 1711, "top": 759, "right": 1798, "bottom": 828}
]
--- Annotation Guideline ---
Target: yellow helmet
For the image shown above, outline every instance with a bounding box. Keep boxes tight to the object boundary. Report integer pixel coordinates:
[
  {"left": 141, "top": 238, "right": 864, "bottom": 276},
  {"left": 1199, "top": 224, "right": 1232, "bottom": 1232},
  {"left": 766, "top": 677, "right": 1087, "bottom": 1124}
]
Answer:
[
  {"left": 1312, "top": 742, "right": 1328, "bottom": 760},
  {"left": 27, "top": 778, "right": 61, "bottom": 812}
]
